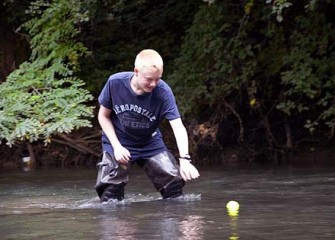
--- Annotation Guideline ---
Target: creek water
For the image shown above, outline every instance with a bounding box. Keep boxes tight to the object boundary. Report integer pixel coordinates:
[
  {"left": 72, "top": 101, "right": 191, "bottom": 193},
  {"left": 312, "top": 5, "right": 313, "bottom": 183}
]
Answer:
[{"left": 0, "top": 164, "right": 335, "bottom": 240}]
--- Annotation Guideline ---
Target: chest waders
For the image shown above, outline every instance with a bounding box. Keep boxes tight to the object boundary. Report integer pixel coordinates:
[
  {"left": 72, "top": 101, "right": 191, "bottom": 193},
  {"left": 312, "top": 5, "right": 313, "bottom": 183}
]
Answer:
[{"left": 95, "top": 151, "right": 185, "bottom": 202}]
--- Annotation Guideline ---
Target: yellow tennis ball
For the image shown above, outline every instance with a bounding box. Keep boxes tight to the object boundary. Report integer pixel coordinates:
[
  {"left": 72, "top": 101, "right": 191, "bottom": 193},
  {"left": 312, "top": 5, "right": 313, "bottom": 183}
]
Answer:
[
  {"left": 226, "top": 200, "right": 239, "bottom": 211},
  {"left": 226, "top": 201, "right": 240, "bottom": 217}
]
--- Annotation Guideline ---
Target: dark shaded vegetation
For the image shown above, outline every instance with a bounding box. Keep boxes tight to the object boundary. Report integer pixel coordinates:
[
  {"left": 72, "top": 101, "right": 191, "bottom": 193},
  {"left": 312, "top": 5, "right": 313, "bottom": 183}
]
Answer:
[{"left": 1, "top": 0, "right": 334, "bottom": 169}]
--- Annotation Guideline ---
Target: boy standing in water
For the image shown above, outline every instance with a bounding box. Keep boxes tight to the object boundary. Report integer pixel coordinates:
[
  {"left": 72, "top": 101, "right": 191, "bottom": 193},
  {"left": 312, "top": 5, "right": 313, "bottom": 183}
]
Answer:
[{"left": 95, "top": 49, "right": 200, "bottom": 202}]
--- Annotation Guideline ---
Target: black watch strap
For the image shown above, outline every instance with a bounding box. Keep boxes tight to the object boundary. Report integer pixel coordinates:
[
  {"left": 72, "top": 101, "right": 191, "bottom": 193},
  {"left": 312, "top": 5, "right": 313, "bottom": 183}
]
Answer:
[{"left": 179, "top": 154, "right": 191, "bottom": 161}]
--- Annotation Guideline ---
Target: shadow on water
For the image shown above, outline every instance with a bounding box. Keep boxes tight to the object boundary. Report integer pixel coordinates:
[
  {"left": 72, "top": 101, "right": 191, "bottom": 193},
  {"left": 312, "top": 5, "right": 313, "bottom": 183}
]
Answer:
[{"left": 1, "top": 164, "right": 335, "bottom": 239}]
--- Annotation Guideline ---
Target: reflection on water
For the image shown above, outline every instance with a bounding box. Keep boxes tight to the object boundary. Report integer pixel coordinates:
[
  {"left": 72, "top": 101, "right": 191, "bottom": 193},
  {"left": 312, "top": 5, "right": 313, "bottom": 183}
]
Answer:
[
  {"left": 228, "top": 215, "right": 239, "bottom": 240},
  {"left": 97, "top": 203, "right": 204, "bottom": 240},
  {"left": 1, "top": 165, "right": 335, "bottom": 239}
]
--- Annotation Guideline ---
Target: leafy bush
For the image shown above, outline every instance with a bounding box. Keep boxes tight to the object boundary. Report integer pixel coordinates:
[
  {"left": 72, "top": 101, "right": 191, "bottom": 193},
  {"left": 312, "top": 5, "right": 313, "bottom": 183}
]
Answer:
[{"left": 0, "top": 0, "right": 94, "bottom": 146}]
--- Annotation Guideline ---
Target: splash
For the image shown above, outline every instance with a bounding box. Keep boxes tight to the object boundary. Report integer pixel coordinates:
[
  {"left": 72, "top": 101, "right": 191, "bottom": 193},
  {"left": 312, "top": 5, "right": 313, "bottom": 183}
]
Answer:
[{"left": 75, "top": 193, "right": 201, "bottom": 209}]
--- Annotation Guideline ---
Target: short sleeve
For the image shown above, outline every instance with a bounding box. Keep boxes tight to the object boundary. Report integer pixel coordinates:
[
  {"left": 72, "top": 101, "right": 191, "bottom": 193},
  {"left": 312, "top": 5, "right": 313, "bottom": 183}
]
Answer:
[
  {"left": 98, "top": 77, "right": 113, "bottom": 109},
  {"left": 161, "top": 86, "right": 181, "bottom": 121}
]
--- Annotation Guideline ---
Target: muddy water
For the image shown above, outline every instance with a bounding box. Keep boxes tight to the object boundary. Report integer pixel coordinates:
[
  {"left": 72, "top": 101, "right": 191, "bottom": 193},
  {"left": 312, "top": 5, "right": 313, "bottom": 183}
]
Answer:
[{"left": 1, "top": 165, "right": 335, "bottom": 239}]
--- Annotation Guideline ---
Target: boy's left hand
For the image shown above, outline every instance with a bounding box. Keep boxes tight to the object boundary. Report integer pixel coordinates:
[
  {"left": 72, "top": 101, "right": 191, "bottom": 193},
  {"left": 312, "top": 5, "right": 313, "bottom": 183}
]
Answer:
[{"left": 179, "top": 159, "right": 200, "bottom": 181}]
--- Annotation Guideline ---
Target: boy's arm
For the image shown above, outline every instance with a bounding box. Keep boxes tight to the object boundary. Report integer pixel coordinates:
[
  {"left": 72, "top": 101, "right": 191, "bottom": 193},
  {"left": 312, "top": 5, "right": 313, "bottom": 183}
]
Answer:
[
  {"left": 169, "top": 118, "right": 200, "bottom": 181},
  {"left": 98, "top": 105, "right": 130, "bottom": 164}
]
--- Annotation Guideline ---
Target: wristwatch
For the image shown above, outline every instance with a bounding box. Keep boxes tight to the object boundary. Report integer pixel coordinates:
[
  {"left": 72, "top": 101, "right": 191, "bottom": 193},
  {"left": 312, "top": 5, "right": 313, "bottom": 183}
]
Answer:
[{"left": 179, "top": 154, "right": 191, "bottom": 162}]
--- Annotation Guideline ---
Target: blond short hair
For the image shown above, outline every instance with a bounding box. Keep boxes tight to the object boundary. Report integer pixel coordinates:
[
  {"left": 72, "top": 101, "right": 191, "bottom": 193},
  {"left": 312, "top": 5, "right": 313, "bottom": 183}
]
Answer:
[{"left": 134, "top": 49, "right": 163, "bottom": 72}]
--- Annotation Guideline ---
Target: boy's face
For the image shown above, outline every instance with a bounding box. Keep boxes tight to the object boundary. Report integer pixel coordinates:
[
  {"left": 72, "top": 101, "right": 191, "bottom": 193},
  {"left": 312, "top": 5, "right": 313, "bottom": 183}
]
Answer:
[{"left": 134, "top": 66, "right": 163, "bottom": 93}]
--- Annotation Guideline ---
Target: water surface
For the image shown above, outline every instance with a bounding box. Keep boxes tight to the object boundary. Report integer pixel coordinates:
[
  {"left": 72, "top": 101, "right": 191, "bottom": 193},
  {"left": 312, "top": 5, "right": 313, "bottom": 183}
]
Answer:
[{"left": 1, "top": 165, "right": 334, "bottom": 239}]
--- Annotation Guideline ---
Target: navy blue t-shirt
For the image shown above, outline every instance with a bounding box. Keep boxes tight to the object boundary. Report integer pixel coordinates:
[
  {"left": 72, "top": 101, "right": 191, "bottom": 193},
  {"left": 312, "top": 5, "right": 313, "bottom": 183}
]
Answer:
[{"left": 98, "top": 71, "right": 181, "bottom": 160}]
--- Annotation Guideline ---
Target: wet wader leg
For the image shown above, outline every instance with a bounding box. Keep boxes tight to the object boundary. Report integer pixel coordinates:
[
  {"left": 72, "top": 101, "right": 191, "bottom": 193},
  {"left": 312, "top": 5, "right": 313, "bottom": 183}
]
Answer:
[
  {"left": 95, "top": 152, "right": 129, "bottom": 202},
  {"left": 100, "top": 183, "right": 126, "bottom": 202},
  {"left": 141, "top": 151, "right": 185, "bottom": 199}
]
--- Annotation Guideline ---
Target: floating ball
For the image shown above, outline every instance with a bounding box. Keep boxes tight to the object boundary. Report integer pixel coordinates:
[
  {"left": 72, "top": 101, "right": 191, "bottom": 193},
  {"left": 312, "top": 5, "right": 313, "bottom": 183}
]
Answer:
[
  {"left": 226, "top": 201, "right": 239, "bottom": 217},
  {"left": 226, "top": 200, "right": 239, "bottom": 210}
]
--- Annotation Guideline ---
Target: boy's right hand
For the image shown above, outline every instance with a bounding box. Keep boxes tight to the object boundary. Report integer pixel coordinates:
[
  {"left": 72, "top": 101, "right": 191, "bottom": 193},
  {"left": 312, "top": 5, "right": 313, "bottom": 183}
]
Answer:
[{"left": 113, "top": 144, "right": 131, "bottom": 164}]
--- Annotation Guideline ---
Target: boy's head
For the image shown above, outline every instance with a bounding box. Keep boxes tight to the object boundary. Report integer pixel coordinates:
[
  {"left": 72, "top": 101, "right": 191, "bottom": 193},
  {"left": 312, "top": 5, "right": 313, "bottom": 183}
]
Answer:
[{"left": 134, "top": 49, "right": 164, "bottom": 74}]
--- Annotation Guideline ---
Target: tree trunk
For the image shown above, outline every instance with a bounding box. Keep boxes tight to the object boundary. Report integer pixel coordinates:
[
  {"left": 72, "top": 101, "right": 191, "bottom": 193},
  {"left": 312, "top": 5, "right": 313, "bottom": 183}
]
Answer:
[{"left": 26, "top": 142, "right": 36, "bottom": 170}]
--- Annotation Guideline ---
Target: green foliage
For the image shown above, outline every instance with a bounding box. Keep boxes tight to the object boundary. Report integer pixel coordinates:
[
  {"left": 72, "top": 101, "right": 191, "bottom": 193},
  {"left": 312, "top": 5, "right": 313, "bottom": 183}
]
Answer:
[
  {"left": 169, "top": 3, "right": 224, "bottom": 116},
  {"left": 78, "top": 0, "right": 199, "bottom": 96},
  {"left": 2, "top": 0, "right": 334, "bottom": 162},
  {"left": 2, "top": 0, "right": 31, "bottom": 24},
  {"left": 170, "top": 0, "right": 335, "bottom": 145},
  {"left": 267, "top": 0, "right": 292, "bottom": 22},
  {"left": 169, "top": 2, "right": 256, "bottom": 118},
  {"left": 278, "top": 11, "right": 335, "bottom": 134},
  {"left": 0, "top": 0, "right": 94, "bottom": 146}
]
